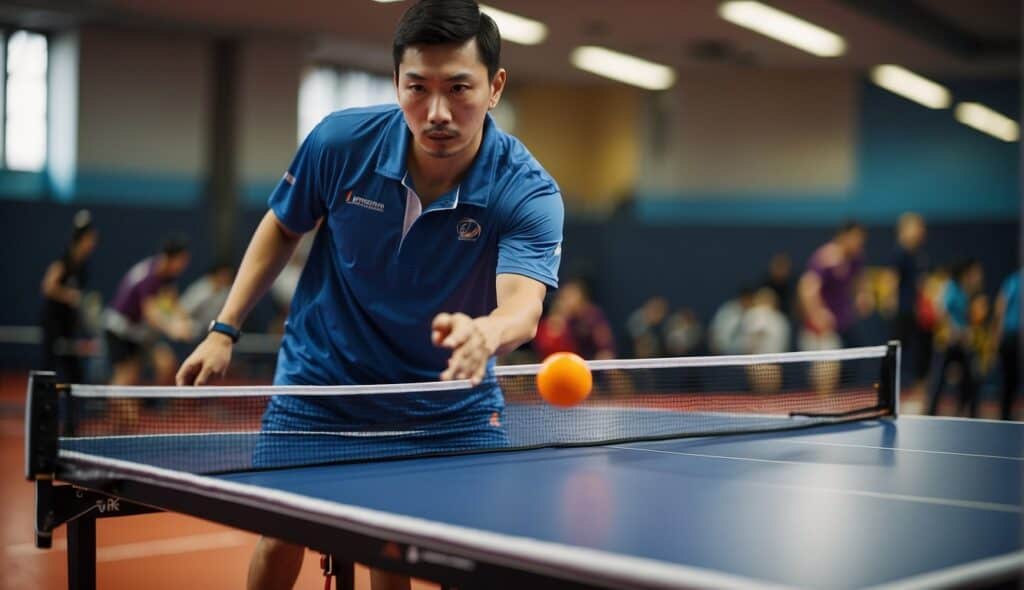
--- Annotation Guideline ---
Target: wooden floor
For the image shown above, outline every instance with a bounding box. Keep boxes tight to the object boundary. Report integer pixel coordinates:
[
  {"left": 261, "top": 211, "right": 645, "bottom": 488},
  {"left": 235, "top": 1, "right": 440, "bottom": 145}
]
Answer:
[{"left": 1, "top": 370, "right": 1015, "bottom": 590}]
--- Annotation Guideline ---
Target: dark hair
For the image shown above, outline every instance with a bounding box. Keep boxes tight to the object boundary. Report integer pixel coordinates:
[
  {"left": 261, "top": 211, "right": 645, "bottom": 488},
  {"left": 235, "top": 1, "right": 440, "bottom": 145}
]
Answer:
[
  {"left": 160, "top": 234, "right": 190, "bottom": 257},
  {"left": 952, "top": 258, "right": 981, "bottom": 283},
  {"left": 837, "top": 220, "right": 865, "bottom": 236},
  {"left": 393, "top": 0, "right": 501, "bottom": 80}
]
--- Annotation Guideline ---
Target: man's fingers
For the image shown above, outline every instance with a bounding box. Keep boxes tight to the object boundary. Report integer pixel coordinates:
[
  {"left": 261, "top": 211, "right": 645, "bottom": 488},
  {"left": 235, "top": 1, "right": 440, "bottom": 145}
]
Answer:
[
  {"left": 441, "top": 324, "right": 473, "bottom": 349},
  {"left": 175, "top": 360, "right": 197, "bottom": 386},
  {"left": 195, "top": 365, "right": 213, "bottom": 386},
  {"left": 432, "top": 313, "right": 453, "bottom": 332}
]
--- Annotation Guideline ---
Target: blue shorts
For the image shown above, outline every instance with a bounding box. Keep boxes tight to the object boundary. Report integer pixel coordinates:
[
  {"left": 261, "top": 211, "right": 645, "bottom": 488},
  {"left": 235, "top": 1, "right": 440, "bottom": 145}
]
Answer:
[{"left": 252, "top": 394, "right": 509, "bottom": 468}]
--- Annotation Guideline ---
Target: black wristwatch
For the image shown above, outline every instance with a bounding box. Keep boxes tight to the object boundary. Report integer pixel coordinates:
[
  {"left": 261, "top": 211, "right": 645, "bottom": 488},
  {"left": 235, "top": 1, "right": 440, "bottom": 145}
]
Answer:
[{"left": 208, "top": 320, "right": 242, "bottom": 343}]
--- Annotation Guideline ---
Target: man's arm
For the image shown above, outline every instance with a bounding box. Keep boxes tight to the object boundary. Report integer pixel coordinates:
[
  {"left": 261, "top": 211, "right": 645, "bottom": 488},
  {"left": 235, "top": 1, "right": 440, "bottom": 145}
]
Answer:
[
  {"left": 432, "top": 273, "right": 547, "bottom": 385},
  {"left": 798, "top": 271, "right": 835, "bottom": 333},
  {"left": 176, "top": 210, "right": 305, "bottom": 385}
]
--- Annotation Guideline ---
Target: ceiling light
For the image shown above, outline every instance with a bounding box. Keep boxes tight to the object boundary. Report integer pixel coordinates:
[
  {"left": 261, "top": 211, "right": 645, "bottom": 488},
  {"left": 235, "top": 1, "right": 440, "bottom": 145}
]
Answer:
[
  {"left": 719, "top": 1, "right": 845, "bottom": 57},
  {"left": 870, "top": 65, "right": 951, "bottom": 109},
  {"left": 570, "top": 46, "right": 676, "bottom": 91},
  {"left": 955, "top": 102, "right": 1019, "bottom": 142},
  {"left": 480, "top": 5, "right": 547, "bottom": 45}
]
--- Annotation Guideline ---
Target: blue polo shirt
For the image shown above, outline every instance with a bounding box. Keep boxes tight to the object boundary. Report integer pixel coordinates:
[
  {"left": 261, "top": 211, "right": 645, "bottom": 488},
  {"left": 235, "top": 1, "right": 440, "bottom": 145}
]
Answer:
[{"left": 266, "top": 104, "right": 563, "bottom": 430}]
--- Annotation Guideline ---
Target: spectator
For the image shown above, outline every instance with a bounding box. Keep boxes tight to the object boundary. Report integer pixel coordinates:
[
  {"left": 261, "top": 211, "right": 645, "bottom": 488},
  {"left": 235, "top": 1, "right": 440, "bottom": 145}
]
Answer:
[
  {"left": 534, "top": 278, "right": 615, "bottom": 360},
  {"left": 992, "top": 268, "right": 1020, "bottom": 419},
  {"left": 180, "top": 263, "right": 236, "bottom": 332},
  {"left": 40, "top": 210, "right": 98, "bottom": 383},
  {"left": 927, "top": 259, "right": 984, "bottom": 417},
  {"left": 743, "top": 288, "right": 790, "bottom": 355},
  {"left": 627, "top": 296, "right": 669, "bottom": 358},
  {"left": 103, "top": 235, "right": 194, "bottom": 386},
  {"left": 890, "top": 212, "right": 930, "bottom": 387},
  {"left": 797, "top": 221, "right": 867, "bottom": 351},
  {"left": 709, "top": 286, "right": 756, "bottom": 355},
  {"left": 664, "top": 308, "right": 703, "bottom": 357}
]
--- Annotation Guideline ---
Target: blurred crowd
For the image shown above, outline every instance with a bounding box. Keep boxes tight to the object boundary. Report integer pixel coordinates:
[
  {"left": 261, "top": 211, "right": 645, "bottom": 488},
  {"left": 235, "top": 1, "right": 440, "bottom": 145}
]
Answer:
[
  {"left": 527, "top": 214, "right": 1020, "bottom": 420},
  {"left": 37, "top": 210, "right": 302, "bottom": 388},
  {"left": 37, "top": 209, "right": 1020, "bottom": 419}
]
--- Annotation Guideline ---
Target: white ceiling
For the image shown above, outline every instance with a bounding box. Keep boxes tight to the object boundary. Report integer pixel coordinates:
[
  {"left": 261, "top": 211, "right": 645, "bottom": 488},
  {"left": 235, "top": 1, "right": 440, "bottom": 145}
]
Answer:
[{"left": 4, "top": 0, "right": 1020, "bottom": 82}]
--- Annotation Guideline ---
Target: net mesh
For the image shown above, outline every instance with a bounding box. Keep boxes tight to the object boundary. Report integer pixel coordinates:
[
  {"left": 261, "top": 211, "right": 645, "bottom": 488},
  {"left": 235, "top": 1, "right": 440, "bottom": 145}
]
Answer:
[{"left": 57, "top": 346, "right": 896, "bottom": 474}]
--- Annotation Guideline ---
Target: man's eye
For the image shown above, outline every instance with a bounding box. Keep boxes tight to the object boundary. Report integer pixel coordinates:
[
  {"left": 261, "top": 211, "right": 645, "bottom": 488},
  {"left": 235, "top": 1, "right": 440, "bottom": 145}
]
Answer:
[
  {"left": 452, "top": 84, "right": 469, "bottom": 94},
  {"left": 408, "top": 84, "right": 425, "bottom": 93}
]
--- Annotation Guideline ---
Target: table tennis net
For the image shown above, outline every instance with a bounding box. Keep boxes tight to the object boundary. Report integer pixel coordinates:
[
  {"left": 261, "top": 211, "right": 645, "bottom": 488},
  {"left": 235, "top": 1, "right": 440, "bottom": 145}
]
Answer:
[{"left": 52, "top": 344, "right": 897, "bottom": 474}]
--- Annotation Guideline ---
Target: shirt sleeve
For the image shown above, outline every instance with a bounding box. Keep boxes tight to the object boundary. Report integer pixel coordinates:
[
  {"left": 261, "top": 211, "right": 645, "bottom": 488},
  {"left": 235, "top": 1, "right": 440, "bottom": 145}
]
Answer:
[
  {"left": 497, "top": 191, "right": 564, "bottom": 289},
  {"left": 268, "top": 123, "right": 327, "bottom": 234}
]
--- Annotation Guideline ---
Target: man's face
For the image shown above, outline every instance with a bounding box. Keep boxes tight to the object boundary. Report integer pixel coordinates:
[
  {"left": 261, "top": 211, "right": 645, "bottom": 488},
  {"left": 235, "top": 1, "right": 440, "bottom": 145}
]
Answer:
[
  {"left": 164, "top": 253, "right": 190, "bottom": 278},
  {"left": 396, "top": 39, "right": 505, "bottom": 160},
  {"left": 841, "top": 229, "right": 866, "bottom": 257}
]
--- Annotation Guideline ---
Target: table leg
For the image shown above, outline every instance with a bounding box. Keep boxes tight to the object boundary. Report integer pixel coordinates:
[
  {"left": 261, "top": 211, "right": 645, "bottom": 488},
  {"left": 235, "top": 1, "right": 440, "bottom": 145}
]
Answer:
[{"left": 67, "top": 513, "right": 96, "bottom": 590}]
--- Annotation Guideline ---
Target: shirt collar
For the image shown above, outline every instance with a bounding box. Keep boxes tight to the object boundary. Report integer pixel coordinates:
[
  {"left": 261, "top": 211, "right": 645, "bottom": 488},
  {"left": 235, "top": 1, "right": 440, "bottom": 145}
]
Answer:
[{"left": 376, "top": 110, "right": 497, "bottom": 208}]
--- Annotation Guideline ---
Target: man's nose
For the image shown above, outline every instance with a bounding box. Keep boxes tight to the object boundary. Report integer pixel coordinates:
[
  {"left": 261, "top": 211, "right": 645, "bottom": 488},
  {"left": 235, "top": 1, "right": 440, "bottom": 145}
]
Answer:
[{"left": 428, "top": 94, "right": 452, "bottom": 126}]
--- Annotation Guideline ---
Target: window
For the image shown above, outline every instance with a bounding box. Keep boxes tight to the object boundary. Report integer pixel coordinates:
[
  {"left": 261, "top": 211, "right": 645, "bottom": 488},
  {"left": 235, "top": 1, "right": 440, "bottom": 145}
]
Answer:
[
  {"left": 298, "top": 67, "right": 395, "bottom": 143},
  {"left": 4, "top": 30, "right": 48, "bottom": 172}
]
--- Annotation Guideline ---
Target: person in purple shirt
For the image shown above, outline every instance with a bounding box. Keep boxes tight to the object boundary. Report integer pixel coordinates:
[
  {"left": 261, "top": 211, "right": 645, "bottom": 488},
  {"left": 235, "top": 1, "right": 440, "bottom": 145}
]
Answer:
[
  {"left": 797, "top": 221, "right": 867, "bottom": 351},
  {"left": 103, "top": 236, "right": 194, "bottom": 386}
]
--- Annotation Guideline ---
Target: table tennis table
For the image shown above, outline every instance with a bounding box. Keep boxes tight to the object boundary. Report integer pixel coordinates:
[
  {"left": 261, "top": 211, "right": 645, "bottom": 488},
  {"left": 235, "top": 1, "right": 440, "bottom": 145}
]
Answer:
[{"left": 26, "top": 371, "right": 1024, "bottom": 589}]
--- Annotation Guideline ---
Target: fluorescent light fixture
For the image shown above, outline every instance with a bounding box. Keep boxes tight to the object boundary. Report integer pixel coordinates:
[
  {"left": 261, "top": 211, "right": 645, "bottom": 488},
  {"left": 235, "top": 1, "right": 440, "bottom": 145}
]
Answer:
[
  {"left": 719, "top": 1, "right": 846, "bottom": 57},
  {"left": 955, "top": 102, "right": 1019, "bottom": 142},
  {"left": 480, "top": 4, "right": 547, "bottom": 45},
  {"left": 570, "top": 46, "right": 676, "bottom": 90},
  {"left": 371, "top": 0, "right": 404, "bottom": 3},
  {"left": 870, "top": 65, "right": 951, "bottom": 109}
]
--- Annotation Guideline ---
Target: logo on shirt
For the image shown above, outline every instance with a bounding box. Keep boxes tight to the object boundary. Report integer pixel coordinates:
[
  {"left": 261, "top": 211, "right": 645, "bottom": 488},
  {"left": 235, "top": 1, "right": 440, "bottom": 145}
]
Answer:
[
  {"left": 456, "top": 218, "right": 481, "bottom": 241},
  {"left": 345, "top": 190, "right": 385, "bottom": 213}
]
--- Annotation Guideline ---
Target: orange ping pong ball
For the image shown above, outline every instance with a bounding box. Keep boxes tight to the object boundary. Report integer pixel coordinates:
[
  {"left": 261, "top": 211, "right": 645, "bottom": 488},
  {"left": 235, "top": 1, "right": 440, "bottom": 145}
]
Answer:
[{"left": 537, "top": 352, "right": 593, "bottom": 407}]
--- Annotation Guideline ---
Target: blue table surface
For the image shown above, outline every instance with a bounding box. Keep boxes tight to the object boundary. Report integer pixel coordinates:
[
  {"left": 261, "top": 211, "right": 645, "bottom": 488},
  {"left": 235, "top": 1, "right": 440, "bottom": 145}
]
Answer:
[{"left": 215, "top": 415, "right": 1024, "bottom": 589}]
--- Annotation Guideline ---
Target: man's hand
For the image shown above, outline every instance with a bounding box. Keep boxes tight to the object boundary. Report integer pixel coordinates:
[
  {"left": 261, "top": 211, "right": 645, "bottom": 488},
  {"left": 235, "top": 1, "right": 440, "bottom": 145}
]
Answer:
[
  {"left": 432, "top": 313, "right": 498, "bottom": 385},
  {"left": 176, "top": 333, "right": 233, "bottom": 386}
]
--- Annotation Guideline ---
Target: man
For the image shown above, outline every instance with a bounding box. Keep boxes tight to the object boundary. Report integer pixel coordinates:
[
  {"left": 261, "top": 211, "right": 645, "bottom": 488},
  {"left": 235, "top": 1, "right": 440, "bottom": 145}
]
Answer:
[
  {"left": 40, "top": 210, "right": 98, "bottom": 383},
  {"left": 927, "top": 259, "right": 984, "bottom": 417},
  {"left": 797, "top": 221, "right": 867, "bottom": 351},
  {"left": 627, "top": 296, "right": 669, "bottom": 358},
  {"left": 105, "top": 235, "right": 193, "bottom": 386},
  {"left": 176, "top": 2, "right": 563, "bottom": 589},
  {"left": 535, "top": 278, "right": 615, "bottom": 361},
  {"left": 709, "top": 285, "right": 756, "bottom": 355},
  {"left": 889, "top": 212, "right": 930, "bottom": 388}
]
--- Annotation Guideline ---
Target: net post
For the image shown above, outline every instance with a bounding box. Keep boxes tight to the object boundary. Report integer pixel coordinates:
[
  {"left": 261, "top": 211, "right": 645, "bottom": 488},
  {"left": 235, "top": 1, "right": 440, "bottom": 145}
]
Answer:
[
  {"left": 881, "top": 340, "right": 901, "bottom": 417},
  {"left": 25, "top": 370, "right": 59, "bottom": 481}
]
